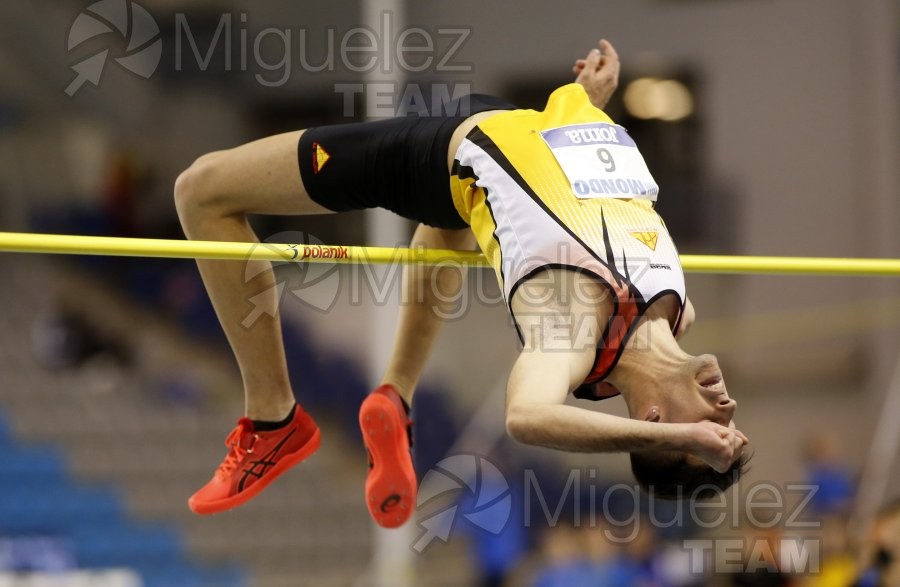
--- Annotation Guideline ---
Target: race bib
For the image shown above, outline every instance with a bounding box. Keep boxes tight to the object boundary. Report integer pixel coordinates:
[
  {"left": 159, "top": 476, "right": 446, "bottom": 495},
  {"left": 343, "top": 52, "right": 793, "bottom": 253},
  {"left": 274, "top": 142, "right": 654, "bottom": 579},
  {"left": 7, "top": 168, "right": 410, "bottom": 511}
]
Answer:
[{"left": 540, "top": 123, "right": 659, "bottom": 201}]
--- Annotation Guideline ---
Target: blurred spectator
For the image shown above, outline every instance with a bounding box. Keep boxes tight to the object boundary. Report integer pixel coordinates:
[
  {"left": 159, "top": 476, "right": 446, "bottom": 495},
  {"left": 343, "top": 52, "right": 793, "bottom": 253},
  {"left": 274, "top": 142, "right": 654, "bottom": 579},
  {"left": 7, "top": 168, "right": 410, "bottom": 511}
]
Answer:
[
  {"left": 853, "top": 499, "right": 900, "bottom": 587},
  {"left": 653, "top": 540, "right": 709, "bottom": 587},
  {"left": 31, "top": 301, "right": 131, "bottom": 371},
  {"left": 720, "top": 526, "right": 791, "bottom": 587},
  {"left": 529, "top": 522, "right": 594, "bottom": 587},
  {"left": 526, "top": 517, "right": 669, "bottom": 587},
  {"left": 802, "top": 433, "right": 856, "bottom": 515},
  {"left": 457, "top": 451, "right": 528, "bottom": 587},
  {"left": 801, "top": 514, "right": 857, "bottom": 587},
  {"left": 583, "top": 517, "right": 660, "bottom": 586}
]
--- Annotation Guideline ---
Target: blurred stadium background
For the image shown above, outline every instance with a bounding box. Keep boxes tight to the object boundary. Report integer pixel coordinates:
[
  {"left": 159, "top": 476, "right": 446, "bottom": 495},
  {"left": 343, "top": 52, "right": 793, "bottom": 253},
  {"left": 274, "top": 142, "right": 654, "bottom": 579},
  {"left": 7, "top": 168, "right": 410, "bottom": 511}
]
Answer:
[{"left": 0, "top": 0, "right": 898, "bottom": 586}]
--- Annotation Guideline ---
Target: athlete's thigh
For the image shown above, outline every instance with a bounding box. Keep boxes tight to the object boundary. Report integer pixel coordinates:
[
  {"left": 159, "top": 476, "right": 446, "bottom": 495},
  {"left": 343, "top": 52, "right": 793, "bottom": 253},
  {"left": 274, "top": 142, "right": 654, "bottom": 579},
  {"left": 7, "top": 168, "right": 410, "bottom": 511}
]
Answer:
[
  {"left": 195, "top": 130, "right": 330, "bottom": 216},
  {"left": 409, "top": 224, "right": 476, "bottom": 249}
]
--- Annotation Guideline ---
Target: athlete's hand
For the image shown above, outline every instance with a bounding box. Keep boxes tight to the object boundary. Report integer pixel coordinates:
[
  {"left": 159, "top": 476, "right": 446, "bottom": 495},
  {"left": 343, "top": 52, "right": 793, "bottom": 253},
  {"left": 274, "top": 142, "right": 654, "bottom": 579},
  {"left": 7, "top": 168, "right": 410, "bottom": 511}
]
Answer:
[
  {"left": 573, "top": 39, "right": 620, "bottom": 110},
  {"left": 683, "top": 421, "right": 749, "bottom": 473}
]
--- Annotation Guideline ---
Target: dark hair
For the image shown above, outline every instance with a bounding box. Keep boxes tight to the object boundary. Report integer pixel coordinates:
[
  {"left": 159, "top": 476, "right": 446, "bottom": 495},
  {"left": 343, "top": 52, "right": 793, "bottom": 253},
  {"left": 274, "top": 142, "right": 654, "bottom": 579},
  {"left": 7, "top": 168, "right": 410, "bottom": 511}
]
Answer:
[{"left": 630, "top": 451, "right": 750, "bottom": 500}]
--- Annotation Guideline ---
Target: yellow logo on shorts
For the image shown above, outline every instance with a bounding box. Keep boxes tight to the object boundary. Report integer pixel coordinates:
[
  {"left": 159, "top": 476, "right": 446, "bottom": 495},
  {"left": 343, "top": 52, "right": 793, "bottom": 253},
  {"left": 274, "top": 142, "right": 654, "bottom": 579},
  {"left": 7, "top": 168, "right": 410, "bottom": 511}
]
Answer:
[
  {"left": 630, "top": 231, "right": 659, "bottom": 251},
  {"left": 312, "top": 142, "right": 331, "bottom": 174}
]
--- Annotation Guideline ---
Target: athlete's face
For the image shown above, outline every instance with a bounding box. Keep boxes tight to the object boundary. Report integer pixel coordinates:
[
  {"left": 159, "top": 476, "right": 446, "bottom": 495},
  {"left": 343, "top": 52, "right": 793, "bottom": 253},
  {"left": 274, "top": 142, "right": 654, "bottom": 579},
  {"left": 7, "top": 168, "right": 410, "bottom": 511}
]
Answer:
[{"left": 645, "top": 354, "right": 738, "bottom": 427}]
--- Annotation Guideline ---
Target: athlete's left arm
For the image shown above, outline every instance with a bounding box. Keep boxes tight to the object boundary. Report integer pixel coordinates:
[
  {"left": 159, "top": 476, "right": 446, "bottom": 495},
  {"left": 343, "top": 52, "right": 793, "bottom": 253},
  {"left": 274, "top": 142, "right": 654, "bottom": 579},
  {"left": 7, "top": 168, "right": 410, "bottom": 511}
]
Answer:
[{"left": 572, "top": 39, "right": 621, "bottom": 110}]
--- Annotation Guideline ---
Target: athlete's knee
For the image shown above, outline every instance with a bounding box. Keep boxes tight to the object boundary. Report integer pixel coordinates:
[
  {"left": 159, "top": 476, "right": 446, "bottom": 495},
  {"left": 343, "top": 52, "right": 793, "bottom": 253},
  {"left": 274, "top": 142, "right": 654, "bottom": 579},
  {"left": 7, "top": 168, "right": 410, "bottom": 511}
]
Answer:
[
  {"left": 174, "top": 151, "right": 232, "bottom": 221},
  {"left": 426, "top": 263, "right": 466, "bottom": 299}
]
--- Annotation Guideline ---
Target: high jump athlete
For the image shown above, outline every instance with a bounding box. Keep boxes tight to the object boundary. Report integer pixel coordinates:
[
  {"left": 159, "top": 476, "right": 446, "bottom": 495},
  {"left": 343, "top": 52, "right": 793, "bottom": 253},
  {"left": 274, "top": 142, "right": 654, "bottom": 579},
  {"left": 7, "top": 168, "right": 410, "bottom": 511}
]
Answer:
[{"left": 175, "top": 39, "right": 749, "bottom": 527}]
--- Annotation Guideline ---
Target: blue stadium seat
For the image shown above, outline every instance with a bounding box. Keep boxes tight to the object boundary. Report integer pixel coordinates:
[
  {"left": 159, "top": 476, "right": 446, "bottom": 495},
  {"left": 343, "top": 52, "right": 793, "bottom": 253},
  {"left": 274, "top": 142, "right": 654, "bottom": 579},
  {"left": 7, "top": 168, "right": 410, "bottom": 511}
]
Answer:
[
  {"left": 71, "top": 522, "right": 183, "bottom": 567},
  {"left": 0, "top": 477, "right": 122, "bottom": 535},
  {"left": 0, "top": 413, "right": 9, "bottom": 444},
  {"left": 0, "top": 446, "right": 68, "bottom": 485},
  {"left": 0, "top": 408, "right": 246, "bottom": 586}
]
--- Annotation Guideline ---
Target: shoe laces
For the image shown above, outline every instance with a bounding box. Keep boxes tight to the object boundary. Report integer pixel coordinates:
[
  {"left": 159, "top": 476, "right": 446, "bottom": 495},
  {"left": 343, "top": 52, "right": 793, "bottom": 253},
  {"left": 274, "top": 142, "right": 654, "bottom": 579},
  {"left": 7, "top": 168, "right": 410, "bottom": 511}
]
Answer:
[{"left": 217, "top": 418, "right": 258, "bottom": 478}]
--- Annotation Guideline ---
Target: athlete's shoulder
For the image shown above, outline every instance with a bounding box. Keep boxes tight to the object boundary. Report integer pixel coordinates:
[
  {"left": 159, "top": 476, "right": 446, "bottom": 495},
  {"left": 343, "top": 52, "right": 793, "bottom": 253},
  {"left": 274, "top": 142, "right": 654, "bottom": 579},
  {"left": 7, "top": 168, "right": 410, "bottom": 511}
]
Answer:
[
  {"left": 481, "top": 83, "right": 615, "bottom": 133},
  {"left": 542, "top": 83, "right": 616, "bottom": 123}
]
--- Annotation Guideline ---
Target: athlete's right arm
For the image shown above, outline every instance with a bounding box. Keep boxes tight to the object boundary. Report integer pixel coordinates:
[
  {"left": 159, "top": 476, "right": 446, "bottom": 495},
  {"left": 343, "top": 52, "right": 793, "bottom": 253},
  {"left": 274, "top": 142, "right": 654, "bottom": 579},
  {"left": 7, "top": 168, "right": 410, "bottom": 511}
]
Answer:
[
  {"left": 504, "top": 355, "right": 745, "bottom": 473},
  {"left": 504, "top": 270, "right": 744, "bottom": 471},
  {"left": 505, "top": 347, "right": 692, "bottom": 454},
  {"left": 504, "top": 276, "right": 693, "bottom": 456}
]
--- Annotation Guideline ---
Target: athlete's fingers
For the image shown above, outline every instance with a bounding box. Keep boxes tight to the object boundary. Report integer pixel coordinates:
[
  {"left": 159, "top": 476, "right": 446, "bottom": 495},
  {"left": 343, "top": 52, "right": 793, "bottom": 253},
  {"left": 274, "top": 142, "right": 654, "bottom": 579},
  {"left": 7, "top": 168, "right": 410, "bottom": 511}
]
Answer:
[
  {"left": 599, "top": 39, "right": 619, "bottom": 67},
  {"left": 712, "top": 456, "right": 731, "bottom": 474},
  {"left": 576, "top": 48, "right": 602, "bottom": 84},
  {"left": 572, "top": 59, "right": 587, "bottom": 75},
  {"left": 736, "top": 430, "right": 750, "bottom": 445},
  {"left": 597, "top": 41, "right": 620, "bottom": 82}
]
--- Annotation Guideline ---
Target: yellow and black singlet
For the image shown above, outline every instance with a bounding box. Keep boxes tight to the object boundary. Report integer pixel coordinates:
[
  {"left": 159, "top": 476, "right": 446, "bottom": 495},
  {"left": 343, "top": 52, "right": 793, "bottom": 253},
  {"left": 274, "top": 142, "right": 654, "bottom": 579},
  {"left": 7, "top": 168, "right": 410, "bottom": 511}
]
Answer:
[{"left": 450, "top": 83, "right": 686, "bottom": 397}]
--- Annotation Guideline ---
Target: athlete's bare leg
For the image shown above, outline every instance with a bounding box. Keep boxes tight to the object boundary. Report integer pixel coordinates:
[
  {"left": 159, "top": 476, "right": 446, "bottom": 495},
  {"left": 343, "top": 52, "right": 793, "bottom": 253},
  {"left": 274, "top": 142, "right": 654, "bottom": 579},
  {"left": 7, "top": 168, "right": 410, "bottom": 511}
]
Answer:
[
  {"left": 380, "top": 224, "right": 476, "bottom": 404},
  {"left": 174, "top": 130, "right": 329, "bottom": 421},
  {"left": 369, "top": 107, "right": 505, "bottom": 401},
  {"left": 358, "top": 224, "right": 474, "bottom": 527}
]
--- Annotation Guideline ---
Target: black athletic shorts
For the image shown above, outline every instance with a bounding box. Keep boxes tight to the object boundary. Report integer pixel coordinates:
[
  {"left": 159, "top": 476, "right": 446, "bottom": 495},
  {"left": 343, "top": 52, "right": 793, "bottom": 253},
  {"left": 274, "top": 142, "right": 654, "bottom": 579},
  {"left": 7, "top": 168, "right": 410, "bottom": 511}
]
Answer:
[{"left": 297, "top": 94, "right": 517, "bottom": 230}]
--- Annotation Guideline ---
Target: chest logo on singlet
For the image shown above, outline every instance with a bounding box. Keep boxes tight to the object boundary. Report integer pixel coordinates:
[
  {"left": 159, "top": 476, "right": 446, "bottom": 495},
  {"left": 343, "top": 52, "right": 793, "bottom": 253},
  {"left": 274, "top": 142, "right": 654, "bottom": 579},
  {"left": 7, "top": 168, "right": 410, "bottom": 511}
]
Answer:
[
  {"left": 540, "top": 123, "right": 659, "bottom": 201},
  {"left": 630, "top": 231, "right": 659, "bottom": 251}
]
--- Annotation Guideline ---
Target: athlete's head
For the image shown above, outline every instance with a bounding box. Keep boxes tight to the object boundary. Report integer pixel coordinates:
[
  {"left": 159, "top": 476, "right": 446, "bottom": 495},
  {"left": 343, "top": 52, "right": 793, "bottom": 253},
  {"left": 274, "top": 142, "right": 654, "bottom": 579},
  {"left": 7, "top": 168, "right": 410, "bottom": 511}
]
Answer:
[
  {"left": 630, "top": 450, "right": 749, "bottom": 500},
  {"left": 617, "top": 353, "right": 748, "bottom": 499}
]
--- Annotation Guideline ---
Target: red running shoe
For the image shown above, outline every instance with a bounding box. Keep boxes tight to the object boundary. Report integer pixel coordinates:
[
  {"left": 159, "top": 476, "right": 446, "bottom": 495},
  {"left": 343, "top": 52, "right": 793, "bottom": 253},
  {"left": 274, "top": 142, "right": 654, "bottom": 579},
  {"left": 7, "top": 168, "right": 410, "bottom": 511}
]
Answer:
[
  {"left": 359, "top": 385, "right": 416, "bottom": 528},
  {"left": 189, "top": 406, "right": 320, "bottom": 515}
]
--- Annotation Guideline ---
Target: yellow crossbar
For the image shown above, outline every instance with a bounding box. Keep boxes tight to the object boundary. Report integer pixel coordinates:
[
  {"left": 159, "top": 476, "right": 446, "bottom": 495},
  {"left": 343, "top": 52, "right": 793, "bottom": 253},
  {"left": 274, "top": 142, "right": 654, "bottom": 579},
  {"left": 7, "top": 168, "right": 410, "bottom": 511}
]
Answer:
[{"left": 1, "top": 232, "right": 899, "bottom": 276}]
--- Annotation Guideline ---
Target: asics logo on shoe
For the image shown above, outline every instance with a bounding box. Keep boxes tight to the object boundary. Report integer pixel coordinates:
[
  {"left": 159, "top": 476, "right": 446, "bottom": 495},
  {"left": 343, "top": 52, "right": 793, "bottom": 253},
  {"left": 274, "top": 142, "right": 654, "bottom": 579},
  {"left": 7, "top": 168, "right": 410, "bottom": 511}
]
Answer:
[{"left": 238, "top": 429, "right": 295, "bottom": 491}]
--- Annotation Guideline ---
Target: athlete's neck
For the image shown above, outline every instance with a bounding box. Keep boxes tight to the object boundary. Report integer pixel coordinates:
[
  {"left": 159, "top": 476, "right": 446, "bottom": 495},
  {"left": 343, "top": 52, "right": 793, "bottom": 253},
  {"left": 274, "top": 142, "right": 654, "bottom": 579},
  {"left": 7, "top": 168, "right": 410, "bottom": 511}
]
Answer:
[{"left": 607, "top": 312, "right": 692, "bottom": 413}]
